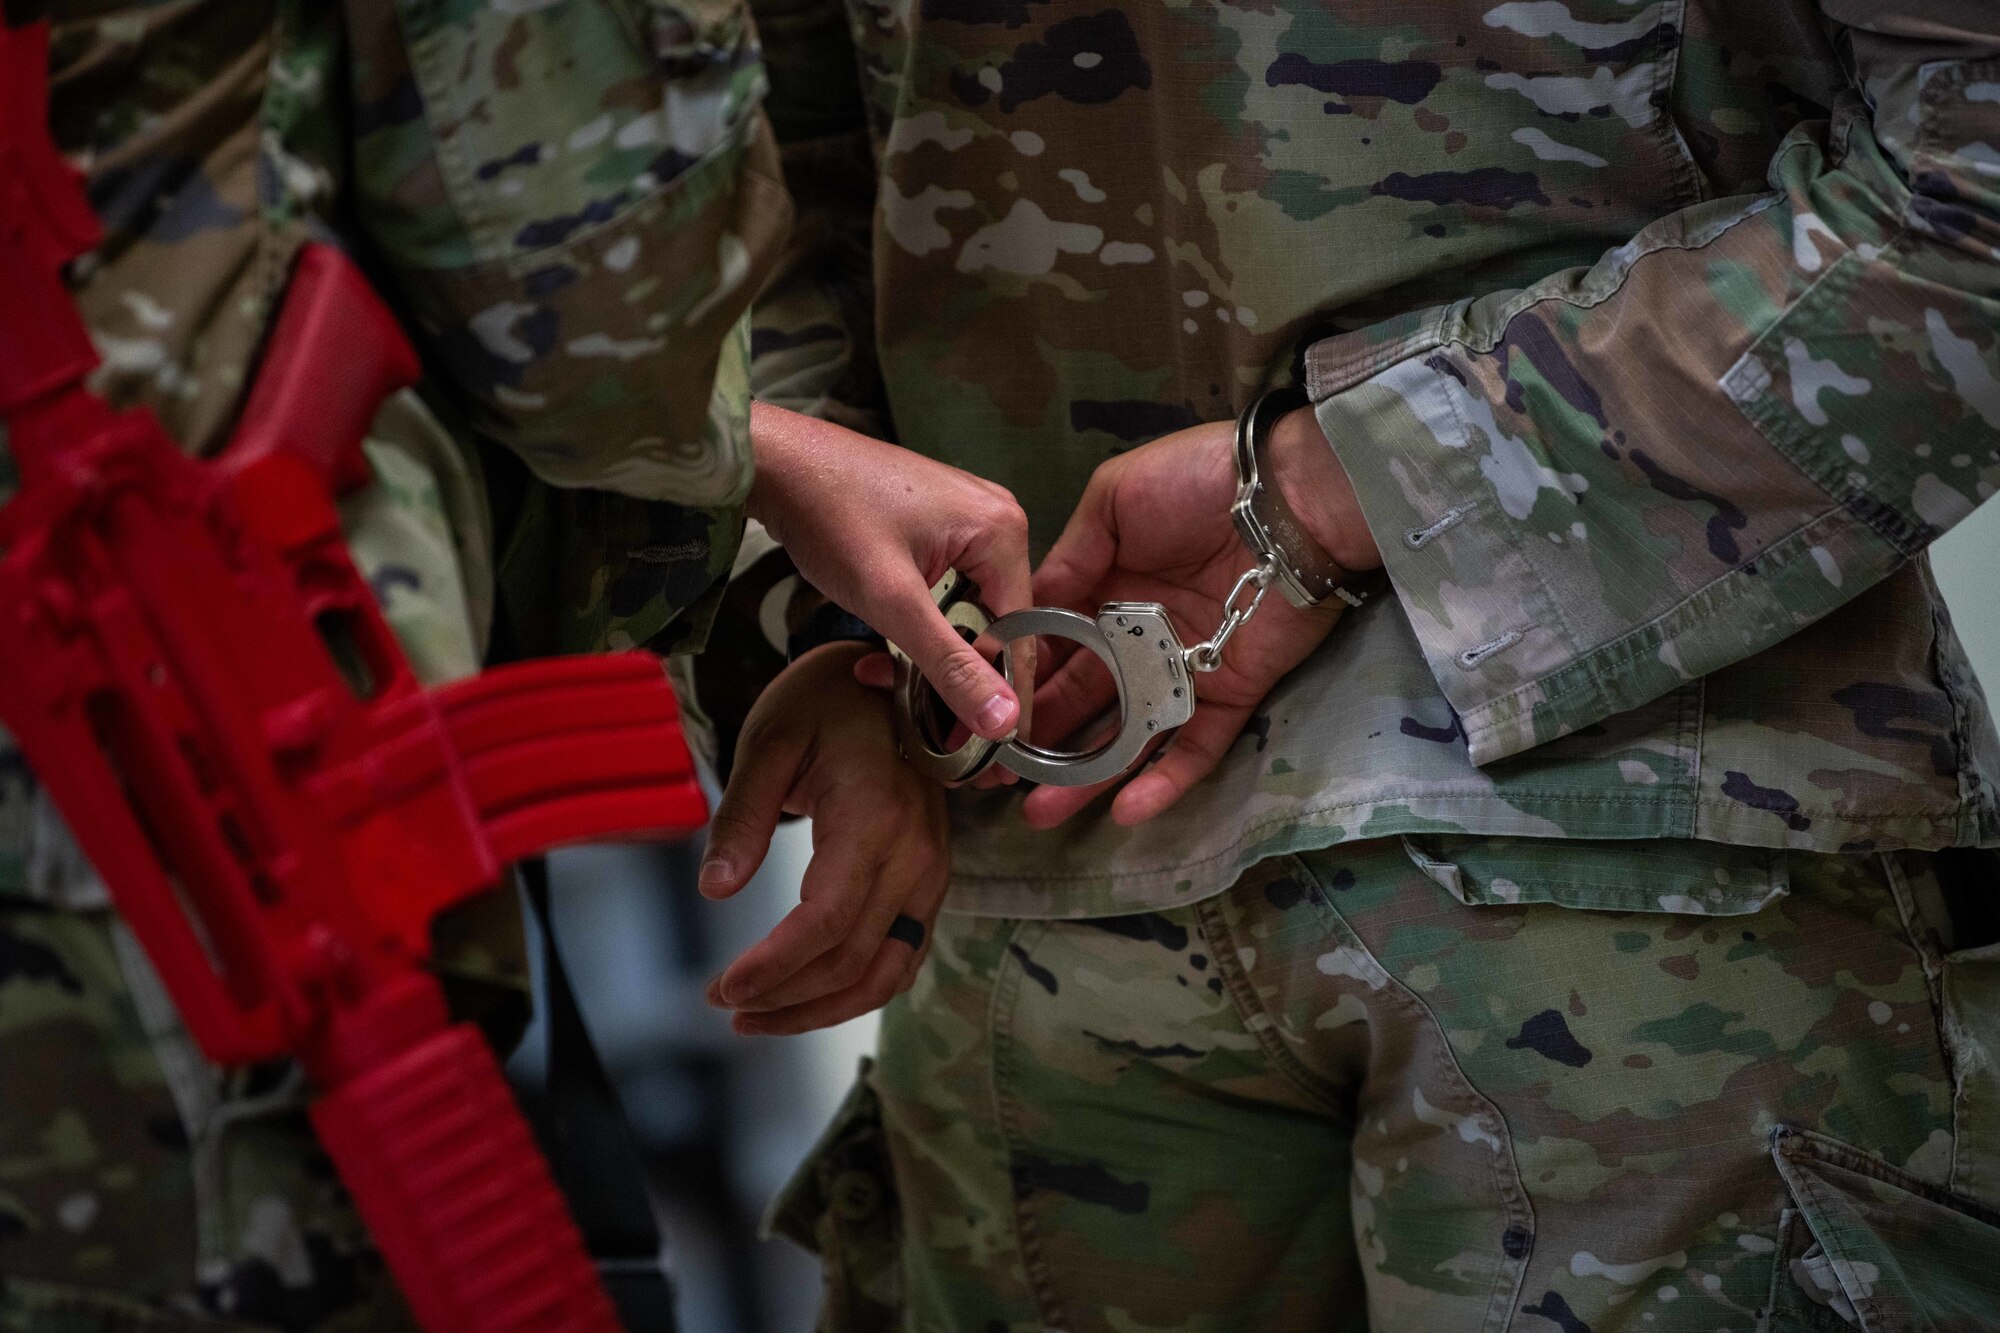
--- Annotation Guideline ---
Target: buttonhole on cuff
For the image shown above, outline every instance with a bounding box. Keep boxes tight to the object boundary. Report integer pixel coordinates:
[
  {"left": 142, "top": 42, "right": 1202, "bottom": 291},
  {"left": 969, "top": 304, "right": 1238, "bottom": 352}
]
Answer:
[
  {"left": 1458, "top": 629, "right": 1524, "bottom": 669},
  {"left": 1406, "top": 504, "right": 1474, "bottom": 549}
]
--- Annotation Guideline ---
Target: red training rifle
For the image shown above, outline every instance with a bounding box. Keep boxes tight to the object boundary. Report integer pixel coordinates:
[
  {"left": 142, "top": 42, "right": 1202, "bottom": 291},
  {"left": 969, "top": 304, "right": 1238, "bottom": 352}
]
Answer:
[{"left": 0, "top": 20, "right": 705, "bottom": 1331}]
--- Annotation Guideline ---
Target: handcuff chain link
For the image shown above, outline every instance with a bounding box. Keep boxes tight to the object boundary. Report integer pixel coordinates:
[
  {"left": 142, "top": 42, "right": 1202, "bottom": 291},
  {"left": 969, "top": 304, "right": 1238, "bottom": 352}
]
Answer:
[{"left": 1184, "top": 555, "right": 1278, "bottom": 673}]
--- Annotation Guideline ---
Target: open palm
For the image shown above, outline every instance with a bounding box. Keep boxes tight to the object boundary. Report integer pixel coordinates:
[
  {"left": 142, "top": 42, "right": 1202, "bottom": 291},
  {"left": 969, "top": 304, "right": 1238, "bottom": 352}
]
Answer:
[{"left": 1022, "top": 419, "right": 1346, "bottom": 827}]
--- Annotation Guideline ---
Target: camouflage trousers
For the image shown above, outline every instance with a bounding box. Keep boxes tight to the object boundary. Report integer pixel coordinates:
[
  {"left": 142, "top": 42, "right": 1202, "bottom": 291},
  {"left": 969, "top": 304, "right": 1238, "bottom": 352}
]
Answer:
[{"left": 776, "top": 838, "right": 2000, "bottom": 1332}]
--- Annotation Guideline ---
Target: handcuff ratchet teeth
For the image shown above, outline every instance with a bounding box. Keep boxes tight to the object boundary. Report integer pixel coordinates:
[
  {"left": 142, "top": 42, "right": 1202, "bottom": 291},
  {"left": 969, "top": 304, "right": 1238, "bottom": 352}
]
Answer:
[{"left": 894, "top": 386, "right": 1372, "bottom": 789}]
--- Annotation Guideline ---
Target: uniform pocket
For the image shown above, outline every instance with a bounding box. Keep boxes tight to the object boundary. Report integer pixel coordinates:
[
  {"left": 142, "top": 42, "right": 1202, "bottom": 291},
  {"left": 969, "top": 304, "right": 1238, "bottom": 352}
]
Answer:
[
  {"left": 764, "top": 1060, "right": 902, "bottom": 1331},
  {"left": 1398, "top": 834, "right": 1789, "bottom": 915},
  {"left": 1766, "top": 1125, "right": 2000, "bottom": 1332}
]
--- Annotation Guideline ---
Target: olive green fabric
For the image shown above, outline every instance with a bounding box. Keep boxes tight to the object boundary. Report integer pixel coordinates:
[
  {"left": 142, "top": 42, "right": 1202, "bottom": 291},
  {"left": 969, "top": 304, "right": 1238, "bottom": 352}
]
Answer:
[
  {"left": 729, "top": 0, "right": 2000, "bottom": 919},
  {"left": 779, "top": 841, "right": 2000, "bottom": 1332}
]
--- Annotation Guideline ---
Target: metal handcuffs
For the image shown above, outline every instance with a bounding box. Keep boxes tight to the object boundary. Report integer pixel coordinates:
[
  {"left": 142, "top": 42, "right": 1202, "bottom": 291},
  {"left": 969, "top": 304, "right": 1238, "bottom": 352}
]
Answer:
[{"left": 893, "top": 387, "right": 1373, "bottom": 788}]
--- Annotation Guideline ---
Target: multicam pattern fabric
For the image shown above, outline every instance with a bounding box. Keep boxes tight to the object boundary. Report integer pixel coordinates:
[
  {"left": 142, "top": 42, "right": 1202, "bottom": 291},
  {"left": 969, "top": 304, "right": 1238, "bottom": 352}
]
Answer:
[
  {"left": 346, "top": 0, "right": 794, "bottom": 654},
  {"left": 2, "top": 0, "right": 772, "bottom": 1324},
  {"left": 780, "top": 840, "right": 2000, "bottom": 1332},
  {"left": 742, "top": 0, "right": 2000, "bottom": 919}
]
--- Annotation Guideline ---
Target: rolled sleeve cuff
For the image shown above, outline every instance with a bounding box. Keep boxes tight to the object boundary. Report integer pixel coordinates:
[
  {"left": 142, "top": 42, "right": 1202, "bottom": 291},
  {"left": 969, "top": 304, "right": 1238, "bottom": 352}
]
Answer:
[
  {"left": 1308, "top": 319, "right": 1579, "bottom": 766},
  {"left": 1305, "top": 310, "right": 1904, "bottom": 769}
]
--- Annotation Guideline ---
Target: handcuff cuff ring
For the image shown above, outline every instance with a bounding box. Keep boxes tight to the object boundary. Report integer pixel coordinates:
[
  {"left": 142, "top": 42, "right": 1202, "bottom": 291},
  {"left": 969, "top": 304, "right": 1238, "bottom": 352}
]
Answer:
[
  {"left": 975, "top": 602, "right": 1195, "bottom": 787},
  {"left": 891, "top": 572, "right": 1007, "bottom": 784},
  {"left": 891, "top": 579, "right": 1198, "bottom": 789}
]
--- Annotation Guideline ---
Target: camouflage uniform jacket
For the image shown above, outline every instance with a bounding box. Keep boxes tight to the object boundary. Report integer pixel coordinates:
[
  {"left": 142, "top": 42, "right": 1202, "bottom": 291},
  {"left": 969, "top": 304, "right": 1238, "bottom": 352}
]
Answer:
[
  {"left": 0, "top": 0, "right": 783, "bottom": 1318},
  {"left": 0, "top": 0, "right": 788, "bottom": 921},
  {"left": 742, "top": 0, "right": 2000, "bottom": 920}
]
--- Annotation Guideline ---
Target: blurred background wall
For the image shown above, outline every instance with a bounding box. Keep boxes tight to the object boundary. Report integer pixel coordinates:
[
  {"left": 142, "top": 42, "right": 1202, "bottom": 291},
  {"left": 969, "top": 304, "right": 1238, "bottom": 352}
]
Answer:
[{"left": 524, "top": 504, "right": 1999, "bottom": 1333}]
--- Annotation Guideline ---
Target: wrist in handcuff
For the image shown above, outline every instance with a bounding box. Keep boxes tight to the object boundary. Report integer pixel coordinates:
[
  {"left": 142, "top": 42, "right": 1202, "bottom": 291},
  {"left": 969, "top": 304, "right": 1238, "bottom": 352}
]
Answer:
[
  {"left": 1267, "top": 403, "right": 1383, "bottom": 575},
  {"left": 783, "top": 588, "right": 885, "bottom": 663}
]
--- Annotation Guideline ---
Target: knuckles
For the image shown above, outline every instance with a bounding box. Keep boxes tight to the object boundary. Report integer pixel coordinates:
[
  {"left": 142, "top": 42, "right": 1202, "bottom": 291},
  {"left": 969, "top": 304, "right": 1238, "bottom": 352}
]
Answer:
[{"left": 962, "top": 488, "right": 1029, "bottom": 548}]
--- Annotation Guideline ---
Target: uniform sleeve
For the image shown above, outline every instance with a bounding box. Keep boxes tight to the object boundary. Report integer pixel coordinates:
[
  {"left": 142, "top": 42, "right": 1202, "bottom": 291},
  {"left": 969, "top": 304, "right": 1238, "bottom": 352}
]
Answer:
[
  {"left": 1305, "top": 1, "right": 2000, "bottom": 767},
  {"left": 745, "top": 0, "right": 889, "bottom": 434},
  {"left": 675, "top": 0, "right": 886, "bottom": 775},
  {"left": 343, "top": 0, "right": 791, "bottom": 510}
]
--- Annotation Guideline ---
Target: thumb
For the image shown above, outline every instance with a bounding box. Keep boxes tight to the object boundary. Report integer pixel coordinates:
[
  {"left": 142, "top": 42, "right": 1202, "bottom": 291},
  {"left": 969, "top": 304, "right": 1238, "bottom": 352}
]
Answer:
[
  {"left": 1032, "top": 470, "right": 1118, "bottom": 612},
  {"left": 852, "top": 650, "right": 896, "bottom": 691},
  {"left": 870, "top": 573, "right": 1020, "bottom": 741},
  {"left": 700, "top": 739, "right": 800, "bottom": 899}
]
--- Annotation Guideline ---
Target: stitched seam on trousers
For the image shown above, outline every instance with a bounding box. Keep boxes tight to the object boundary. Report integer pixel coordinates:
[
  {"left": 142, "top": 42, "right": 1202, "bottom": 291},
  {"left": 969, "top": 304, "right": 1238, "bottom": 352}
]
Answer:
[
  {"left": 1780, "top": 1124, "right": 2000, "bottom": 1227},
  {"left": 1759, "top": 1206, "right": 1810, "bottom": 1331},
  {"left": 990, "top": 919, "right": 1070, "bottom": 1331},
  {"left": 1771, "top": 1144, "right": 1897, "bottom": 1329},
  {"left": 1295, "top": 858, "right": 1537, "bottom": 1333},
  {"left": 1196, "top": 885, "right": 1355, "bottom": 1125},
  {"left": 1878, "top": 850, "right": 1959, "bottom": 1194}
]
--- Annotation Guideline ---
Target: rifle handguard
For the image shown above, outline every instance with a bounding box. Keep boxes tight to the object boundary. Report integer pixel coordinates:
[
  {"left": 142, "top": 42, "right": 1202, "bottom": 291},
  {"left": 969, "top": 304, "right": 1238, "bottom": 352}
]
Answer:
[{"left": 313, "top": 1015, "right": 620, "bottom": 1333}]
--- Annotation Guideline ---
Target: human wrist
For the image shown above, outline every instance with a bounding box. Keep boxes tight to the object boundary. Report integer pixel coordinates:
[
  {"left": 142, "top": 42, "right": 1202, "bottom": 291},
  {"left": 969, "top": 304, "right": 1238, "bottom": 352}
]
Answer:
[
  {"left": 784, "top": 590, "right": 884, "bottom": 663},
  {"left": 1268, "top": 406, "right": 1381, "bottom": 572},
  {"left": 764, "top": 639, "right": 880, "bottom": 713},
  {"left": 745, "top": 400, "right": 816, "bottom": 531}
]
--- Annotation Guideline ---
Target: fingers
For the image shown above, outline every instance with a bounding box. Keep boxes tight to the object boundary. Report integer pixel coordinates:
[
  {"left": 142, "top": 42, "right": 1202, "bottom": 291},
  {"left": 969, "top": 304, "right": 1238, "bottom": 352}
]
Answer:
[
  {"left": 1110, "top": 702, "right": 1249, "bottom": 825},
  {"left": 1018, "top": 713, "right": 1140, "bottom": 828},
  {"left": 852, "top": 651, "right": 896, "bottom": 691},
  {"left": 698, "top": 731, "right": 804, "bottom": 900},
  {"left": 867, "top": 568, "right": 1020, "bottom": 741},
  {"left": 724, "top": 872, "right": 904, "bottom": 1012},
  {"left": 1024, "top": 638, "right": 1118, "bottom": 752},
  {"left": 1031, "top": 466, "right": 1119, "bottom": 613},
  {"left": 718, "top": 836, "right": 948, "bottom": 1033},
  {"left": 1020, "top": 695, "right": 1246, "bottom": 828},
  {"left": 732, "top": 930, "right": 931, "bottom": 1036},
  {"left": 955, "top": 492, "right": 1033, "bottom": 620},
  {"left": 709, "top": 812, "right": 889, "bottom": 1003}
]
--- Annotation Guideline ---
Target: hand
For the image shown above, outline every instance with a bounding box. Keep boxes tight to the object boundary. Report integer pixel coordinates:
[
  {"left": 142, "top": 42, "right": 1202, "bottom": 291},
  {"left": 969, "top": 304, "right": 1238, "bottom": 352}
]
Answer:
[
  {"left": 697, "top": 642, "right": 949, "bottom": 1035},
  {"left": 1022, "top": 407, "right": 1379, "bottom": 827},
  {"left": 748, "top": 402, "right": 1032, "bottom": 741}
]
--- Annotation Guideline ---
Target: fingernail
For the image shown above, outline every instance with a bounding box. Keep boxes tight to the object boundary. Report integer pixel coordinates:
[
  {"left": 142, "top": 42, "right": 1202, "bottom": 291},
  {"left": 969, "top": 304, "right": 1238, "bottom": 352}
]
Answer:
[
  {"left": 976, "top": 693, "right": 1013, "bottom": 735},
  {"left": 699, "top": 857, "right": 733, "bottom": 893}
]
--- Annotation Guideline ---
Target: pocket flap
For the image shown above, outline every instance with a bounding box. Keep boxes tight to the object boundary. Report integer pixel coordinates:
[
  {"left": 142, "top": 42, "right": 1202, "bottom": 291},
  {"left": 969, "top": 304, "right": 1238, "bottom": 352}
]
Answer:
[
  {"left": 1771, "top": 1126, "right": 2000, "bottom": 1332},
  {"left": 1400, "top": 834, "right": 1789, "bottom": 915}
]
